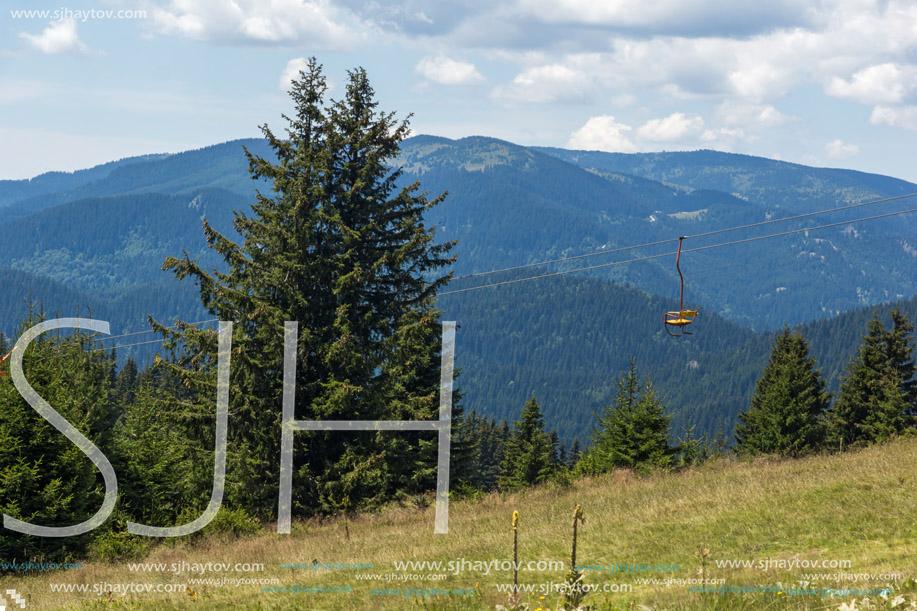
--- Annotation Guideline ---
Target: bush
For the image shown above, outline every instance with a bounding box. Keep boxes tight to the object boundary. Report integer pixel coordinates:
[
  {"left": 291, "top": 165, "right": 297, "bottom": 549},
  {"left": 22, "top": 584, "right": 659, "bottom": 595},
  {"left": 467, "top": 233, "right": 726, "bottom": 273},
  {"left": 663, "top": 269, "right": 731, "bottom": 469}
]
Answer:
[
  {"left": 90, "top": 527, "right": 149, "bottom": 563},
  {"left": 173, "top": 506, "right": 261, "bottom": 539}
]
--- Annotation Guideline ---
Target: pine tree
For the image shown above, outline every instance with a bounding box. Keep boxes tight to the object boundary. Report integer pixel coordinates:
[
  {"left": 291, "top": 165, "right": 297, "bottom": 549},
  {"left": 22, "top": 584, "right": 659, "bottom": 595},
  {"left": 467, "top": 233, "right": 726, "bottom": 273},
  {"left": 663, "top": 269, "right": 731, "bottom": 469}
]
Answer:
[
  {"left": 578, "top": 359, "right": 673, "bottom": 474},
  {"left": 112, "top": 357, "right": 139, "bottom": 408},
  {"left": 451, "top": 412, "right": 511, "bottom": 493},
  {"left": 0, "top": 313, "right": 116, "bottom": 561},
  {"left": 157, "top": 58, "right": 455, "bottom": 518},
  {"left": 826, "top": 310, "right": 916, "bottom": 448},
  {"left": 498, "top": 397, "right": 556, "bottom": 491},
  {"left": 111, "top": 383, "right": 198, "bottom": 527},
  {"left": 549, "top": 429, "right": 562, "bottom": 469},
  {"left": 734, "top": 327, "right": 829, "bottom": 456},
  {"left": 568, "top": 438, "right": 582, "bottom": 468},
  {"left": 886, "top": 310, "right": 917, "bottom": 404}
]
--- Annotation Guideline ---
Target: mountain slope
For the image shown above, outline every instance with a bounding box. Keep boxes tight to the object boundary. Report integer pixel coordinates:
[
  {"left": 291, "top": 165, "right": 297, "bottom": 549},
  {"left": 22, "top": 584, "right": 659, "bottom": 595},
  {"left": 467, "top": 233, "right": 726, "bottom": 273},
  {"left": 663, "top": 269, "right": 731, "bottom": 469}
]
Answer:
[
  {"left": 5, "top": 135, "right": 917, "bottom": 441},
  {"left": 403, "top": 137, "right": 917, "bottom": 329},
  {"left": 0, "top": 188, "right": 243, "bottom": 288},
  {"left": 440, "top": 271, "right": 761, "bottom": 442},
  {"left": 0, "top": 153, "right": 167, "bottom": 208},
  {"left": 0, "top": 139, "right": 273, "bottom": 223},
  {"left": 534, "top": 146, "right": 917, "bottom": 211}
]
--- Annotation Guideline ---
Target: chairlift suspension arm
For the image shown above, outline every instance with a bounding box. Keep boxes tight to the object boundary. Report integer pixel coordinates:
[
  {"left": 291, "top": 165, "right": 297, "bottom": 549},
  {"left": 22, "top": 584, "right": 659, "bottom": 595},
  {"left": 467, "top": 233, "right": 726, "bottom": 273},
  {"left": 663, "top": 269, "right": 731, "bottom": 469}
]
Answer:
[{"left": 676, "top": 236, "right": 685, "bottom": 313}]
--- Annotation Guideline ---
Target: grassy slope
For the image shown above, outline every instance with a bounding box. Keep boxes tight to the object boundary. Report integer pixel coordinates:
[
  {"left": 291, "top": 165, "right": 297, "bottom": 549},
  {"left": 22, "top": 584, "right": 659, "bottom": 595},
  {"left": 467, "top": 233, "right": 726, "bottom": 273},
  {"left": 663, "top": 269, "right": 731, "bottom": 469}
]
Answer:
[{"left": 11, "top": 438, "right": 917, "bottom": 611}]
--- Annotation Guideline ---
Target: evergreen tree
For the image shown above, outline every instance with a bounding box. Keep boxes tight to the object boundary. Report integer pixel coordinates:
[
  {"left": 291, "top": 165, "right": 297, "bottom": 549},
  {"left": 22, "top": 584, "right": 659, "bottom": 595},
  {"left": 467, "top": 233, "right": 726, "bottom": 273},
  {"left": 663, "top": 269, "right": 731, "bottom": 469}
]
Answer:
[
  {"left": 578, "top": 359, "right": 673, "bottom": 473},
  {"left": 451, "top": 412, "right": 510, "bottom": 493},
  {"left": 111, "top": 382, "right": 200, "bottom": 527},
  {"left": 734, "top": 327, "right": 829, "bottom": 456},
  {"left": 0, "top": 314, "right": 116, "bottom": 562},
  {"left": 826, "top": 310, "right": 916, "bottom": 448},
  {"left": 112, "top": 357, "right": 139, "bottom": 408},
  {"left": 157, "top": 58, "right": 455, "bottom": 518},
  {"left": 498, "top": 397, "right": 556, "bottom": 491},
  {"left": 549, "top": 429, "right": 562, "bottom": 469},
  {"left": 568, "top": 438, "right": 582, "bottom": 468}
]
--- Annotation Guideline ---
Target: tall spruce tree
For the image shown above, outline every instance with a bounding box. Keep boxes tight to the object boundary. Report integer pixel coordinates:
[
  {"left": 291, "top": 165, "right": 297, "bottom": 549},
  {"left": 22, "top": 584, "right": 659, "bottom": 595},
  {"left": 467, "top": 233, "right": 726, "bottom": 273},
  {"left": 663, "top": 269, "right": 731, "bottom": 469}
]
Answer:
[
  {"left": 734, "top": 327, "right": 829, "bottom": 456},
  {"left": 826, "top": 310, "right": 916, "bottom": 449},
  {"left": 157, "top": 58, "right": 455, "bottom": 519},
  {"left": 577, "top": 359, "right": 673, "bottom": 473},
  {"left": 498, "top": 397, "right": 556, "bottom": 491}
]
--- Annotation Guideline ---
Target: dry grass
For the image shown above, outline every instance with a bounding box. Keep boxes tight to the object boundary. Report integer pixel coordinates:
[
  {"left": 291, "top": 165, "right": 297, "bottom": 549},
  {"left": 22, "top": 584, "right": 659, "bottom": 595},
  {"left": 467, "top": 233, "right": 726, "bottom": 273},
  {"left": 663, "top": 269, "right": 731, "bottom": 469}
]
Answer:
[{"left": 7, "top": 437, "right": 917, "bottom": 610}]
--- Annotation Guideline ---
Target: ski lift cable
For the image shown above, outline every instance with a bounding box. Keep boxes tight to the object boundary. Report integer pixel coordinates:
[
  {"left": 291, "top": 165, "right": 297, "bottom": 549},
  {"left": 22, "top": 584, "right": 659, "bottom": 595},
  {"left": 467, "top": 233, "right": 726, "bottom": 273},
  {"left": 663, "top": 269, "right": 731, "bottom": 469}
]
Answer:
[
  {"left": 6, "top": 194, "right": 917, "bottom": 355},
  {"left": 438, "top": 204, "right": 917, "bottom": 296},
  {"left": 450, "top": 191, "right": 917, "bottom": 282}
]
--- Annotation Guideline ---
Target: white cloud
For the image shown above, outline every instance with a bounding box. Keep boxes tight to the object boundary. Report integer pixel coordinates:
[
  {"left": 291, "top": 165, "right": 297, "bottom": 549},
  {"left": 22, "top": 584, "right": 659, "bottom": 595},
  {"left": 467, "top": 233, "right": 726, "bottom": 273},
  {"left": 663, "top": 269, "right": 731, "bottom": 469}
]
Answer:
[
  {"left": 151, "top": 0, "right": 362, "bottom": 48},
  {"left": 870, "top": 105, "right": 917, "bottom": 131},
  {"left": 492, "top": 62, "right": 594, "bottom": 104},
  {"left": 415, "top": 56, "right": 485, "bottom": 86},
  {"left": 567, "top": 115, "right": 636, "bottom": 152},
  {"left": 589, "top": 30, "right": 811, "bottom": 102},
  {"left": 455, "top": 0, "right": 917, "bottom": 108},
  {"left": 514, "top": 0, "right": 808, "bottom": 36},
  {"left": 279, "top": 58, "right": 308, "bottom": 91},
  {"left": 637, "top": 112, "right": 704, "bottom": 141},
  {"left": 824, "top": 139, "right": 859, "bottom": 159},
  {"left": 827, "top": 63, "right": 911, "bottom": 104},
  {"left": 727, "top": 62, "right": 793, "bottom": 100},
  {"left": 19, "top": 19, "right": 88, "bottom": 55},
  {"left": 715, "top": 100, "right": 792, "bottom": 129},
  {"left": 700, "top": 127, "right": 745, "bottom": 150}
]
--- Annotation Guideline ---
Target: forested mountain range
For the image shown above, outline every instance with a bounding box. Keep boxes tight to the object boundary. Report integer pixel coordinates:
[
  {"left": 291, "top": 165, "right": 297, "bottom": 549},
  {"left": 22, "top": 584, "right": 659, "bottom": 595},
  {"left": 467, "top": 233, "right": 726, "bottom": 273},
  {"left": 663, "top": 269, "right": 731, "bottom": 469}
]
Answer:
[{"left": 2, "top": 135, "right": 916, "bottom": 444}]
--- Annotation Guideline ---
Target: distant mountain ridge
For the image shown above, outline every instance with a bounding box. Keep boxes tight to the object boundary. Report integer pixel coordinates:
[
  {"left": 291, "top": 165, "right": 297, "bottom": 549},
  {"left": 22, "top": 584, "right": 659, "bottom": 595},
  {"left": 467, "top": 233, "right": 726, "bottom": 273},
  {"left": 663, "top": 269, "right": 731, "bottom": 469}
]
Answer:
[
  {"left": 3, "top": 135, "right": 917, "bottom": 443},
  {"left": 533, "top": 146, "right": 917, "bottom": 210},
  {"left": 0, "top": 153, "right": 168, "bottom": 208},
  {"left": 0, "top": 139, "right": 274, "bottom": 223}
]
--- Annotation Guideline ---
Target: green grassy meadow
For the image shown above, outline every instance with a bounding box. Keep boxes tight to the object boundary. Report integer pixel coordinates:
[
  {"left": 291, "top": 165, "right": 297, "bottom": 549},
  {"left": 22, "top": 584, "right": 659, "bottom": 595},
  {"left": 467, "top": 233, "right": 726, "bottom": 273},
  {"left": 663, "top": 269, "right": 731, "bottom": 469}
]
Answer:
[{"left": 5, "top": 437, "right": 917, "bottom": 611}]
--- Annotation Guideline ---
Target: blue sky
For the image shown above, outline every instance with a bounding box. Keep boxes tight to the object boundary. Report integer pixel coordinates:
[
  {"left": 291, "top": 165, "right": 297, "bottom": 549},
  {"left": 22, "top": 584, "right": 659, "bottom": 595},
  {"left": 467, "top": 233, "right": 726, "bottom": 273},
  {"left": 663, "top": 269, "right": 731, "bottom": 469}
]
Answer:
[{"left": 2, "top": 0, "right": 917, "bottom": 182}]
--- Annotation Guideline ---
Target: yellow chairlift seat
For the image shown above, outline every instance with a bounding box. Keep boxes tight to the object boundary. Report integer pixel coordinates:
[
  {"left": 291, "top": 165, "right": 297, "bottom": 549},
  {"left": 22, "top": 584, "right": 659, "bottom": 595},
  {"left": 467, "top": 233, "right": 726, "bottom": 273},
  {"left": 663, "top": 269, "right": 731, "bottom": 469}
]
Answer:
[{"left": 665, "top": 309, "right": 698, "bottom": 327}]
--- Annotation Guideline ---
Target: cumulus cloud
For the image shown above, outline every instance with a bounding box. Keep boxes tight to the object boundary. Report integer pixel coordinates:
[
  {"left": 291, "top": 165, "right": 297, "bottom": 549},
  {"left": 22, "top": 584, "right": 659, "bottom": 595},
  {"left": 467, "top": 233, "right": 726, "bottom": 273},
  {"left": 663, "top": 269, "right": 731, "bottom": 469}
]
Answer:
[
  {"left": 567, "top": 115, "right": 636, "bottom": 152},
  {"left": 415, "top": 56, "right": 484, "bottom": 85},
  {"left": 715, "top": 100, "right": 792, "bottom": 129},
  {"left": 151, "top": 0, "right": 362, "bottom": 48},
  {"left": 727, "top": 62, "right": 794, "bottom": 100},
  {"left": 637, "top": 113, "right": 704, "bottom": 141},
  {"left": 279, "top": 58, "right": 308, "bottom": 91},
  {"left": 19, "top": 19, "right": 88, "bottom": 55},
  {"left": 514, "top": 0, "right": 809, "bottom": 37},
  {"left": 449, "top": 0, "right": 917, "bottom": 109},
  {"left": 148, "top": 0, "right": 917, "bottom": 112},
  {"left": 827, "top": 63, "right": 915, "bottom": 104},
  {"left": 700, "top": 127, "right": 745, "bottom": 150},
  {"left": 870, "top": 105, "right": 917, "bottom": 130},
  {"left": 492, "top": 62, "right": 594, "bottom": 104},
  {"left": 824, "top": 139, "right": 859, "bottom": 159}
]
